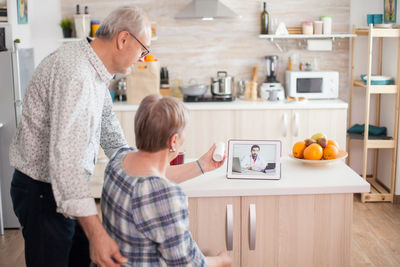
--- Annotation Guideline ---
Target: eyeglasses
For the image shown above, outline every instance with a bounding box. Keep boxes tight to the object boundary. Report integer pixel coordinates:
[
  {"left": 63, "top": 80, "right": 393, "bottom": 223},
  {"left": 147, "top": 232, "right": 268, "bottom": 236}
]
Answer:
[{"left": 128, "top": 32, "right": 150, "bottom": 58}]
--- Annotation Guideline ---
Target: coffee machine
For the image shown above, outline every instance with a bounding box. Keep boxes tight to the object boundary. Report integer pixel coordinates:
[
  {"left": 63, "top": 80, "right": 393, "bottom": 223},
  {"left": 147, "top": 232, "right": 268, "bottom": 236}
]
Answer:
[{"left": 260, "top": 55, "right": 285, "bottom": 101}]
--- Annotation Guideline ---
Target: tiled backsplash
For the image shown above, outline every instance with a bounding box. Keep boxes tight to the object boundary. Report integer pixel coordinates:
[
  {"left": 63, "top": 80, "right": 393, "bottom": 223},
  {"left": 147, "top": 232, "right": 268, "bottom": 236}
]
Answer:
[{"left": 61, "top": 0, "right": 350, "bottom": 99}]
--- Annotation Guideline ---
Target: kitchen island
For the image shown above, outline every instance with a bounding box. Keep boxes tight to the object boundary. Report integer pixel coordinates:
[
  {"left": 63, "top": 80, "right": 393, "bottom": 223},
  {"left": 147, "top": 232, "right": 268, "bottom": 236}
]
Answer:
[{"left": 180, "top": 157, "right": 369, "bottom": 267}]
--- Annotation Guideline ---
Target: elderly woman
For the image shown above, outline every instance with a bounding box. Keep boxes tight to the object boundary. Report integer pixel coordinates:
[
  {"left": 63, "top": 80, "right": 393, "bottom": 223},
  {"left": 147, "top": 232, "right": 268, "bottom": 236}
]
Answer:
[{"left": 101, "top": 95, "right": 232, "bottom": 266}]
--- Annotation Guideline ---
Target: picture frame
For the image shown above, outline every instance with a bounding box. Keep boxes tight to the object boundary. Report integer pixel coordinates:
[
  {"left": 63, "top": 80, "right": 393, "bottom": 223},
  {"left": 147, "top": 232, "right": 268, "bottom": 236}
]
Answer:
[
  {"left": 226, "top": 139, "right": 282, "bottom": 180},
  {"left": 17, "top": 0, "right": 27, "bottom": 24},
  {"left": 0, "top": 0, "right": 7, "bottom": 22},
  {"left": 384, "top": 0, "right": 397, "bottom": 23}
]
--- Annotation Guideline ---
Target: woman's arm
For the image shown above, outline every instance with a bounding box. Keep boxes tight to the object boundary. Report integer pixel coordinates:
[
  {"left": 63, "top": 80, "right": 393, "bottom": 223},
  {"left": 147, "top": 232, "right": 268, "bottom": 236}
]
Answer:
[{"left": 166, "top": 144, "right": 226, "bottom": 184}]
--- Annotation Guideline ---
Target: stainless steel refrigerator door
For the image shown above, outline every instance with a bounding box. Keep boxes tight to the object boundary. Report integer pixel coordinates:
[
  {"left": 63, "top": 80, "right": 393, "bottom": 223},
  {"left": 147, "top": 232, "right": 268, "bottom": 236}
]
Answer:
[
  {"left": 13, "top": 48, "right": 34, "bottom": 124},
  {"left": 0, "top": 51, "right": 20, "bottom": 229}
]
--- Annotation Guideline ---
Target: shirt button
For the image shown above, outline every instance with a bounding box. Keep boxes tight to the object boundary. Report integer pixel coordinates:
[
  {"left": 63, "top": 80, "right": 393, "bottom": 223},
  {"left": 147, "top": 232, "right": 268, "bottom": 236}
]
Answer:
[{"left": 39, "top": 194, "right": 43, "bottom": 198}]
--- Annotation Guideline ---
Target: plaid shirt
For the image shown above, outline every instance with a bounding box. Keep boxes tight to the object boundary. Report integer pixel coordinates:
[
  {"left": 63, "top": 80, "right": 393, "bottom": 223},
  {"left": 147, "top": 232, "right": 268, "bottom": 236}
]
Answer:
[{"left": 101, "top": 148, "right": 206, "bottom": 266}]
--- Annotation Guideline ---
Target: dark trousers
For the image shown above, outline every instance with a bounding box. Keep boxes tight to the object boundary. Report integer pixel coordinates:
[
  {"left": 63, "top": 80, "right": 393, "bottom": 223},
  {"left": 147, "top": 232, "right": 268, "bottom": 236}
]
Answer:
[{"left": 10, "top": 170, "right": 91, "bottom": 267}]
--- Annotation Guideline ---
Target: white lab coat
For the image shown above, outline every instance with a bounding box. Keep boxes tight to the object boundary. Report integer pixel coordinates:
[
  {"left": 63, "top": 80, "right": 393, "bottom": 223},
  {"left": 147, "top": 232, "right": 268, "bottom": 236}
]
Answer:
[{"left": 240, "top": 155, "right": 266, "bottom": 171}]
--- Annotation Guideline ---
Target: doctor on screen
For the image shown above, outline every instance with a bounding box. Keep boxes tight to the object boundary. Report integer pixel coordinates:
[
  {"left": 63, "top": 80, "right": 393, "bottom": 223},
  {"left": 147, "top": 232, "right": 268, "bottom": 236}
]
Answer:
[{"left": 240, "top": 145, "right": 266, "bottom": 171}]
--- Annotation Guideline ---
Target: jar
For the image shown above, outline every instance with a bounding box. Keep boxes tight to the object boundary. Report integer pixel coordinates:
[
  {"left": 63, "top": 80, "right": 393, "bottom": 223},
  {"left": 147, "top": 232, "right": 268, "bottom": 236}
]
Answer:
[
  {"left": 321, "top": 15, "right": 332, "bottom": 34},
  {"left": 314, "top": 21, "right": 323, "bottom": 34},
  {"left": 91, "top": 20, "right": 100, "bottom": 37},
  {"left": 302, "top": 21, "right": 313, "bottom": 35}
]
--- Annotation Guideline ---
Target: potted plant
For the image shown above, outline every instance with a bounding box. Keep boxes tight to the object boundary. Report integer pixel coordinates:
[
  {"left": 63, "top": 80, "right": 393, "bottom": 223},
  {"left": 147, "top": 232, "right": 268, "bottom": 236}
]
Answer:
[
  {"left": 13, "top": 39, "right": 21, "bottom": 50},
  {"left": 59, "top": 18, "right": 73, "bottom": 38}
]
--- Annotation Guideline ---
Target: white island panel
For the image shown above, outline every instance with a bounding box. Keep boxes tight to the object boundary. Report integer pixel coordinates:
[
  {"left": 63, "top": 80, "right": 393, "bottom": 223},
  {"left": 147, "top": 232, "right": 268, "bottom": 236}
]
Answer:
[{"left": 180, "top": 158, "right": 369, "bottom": 197}]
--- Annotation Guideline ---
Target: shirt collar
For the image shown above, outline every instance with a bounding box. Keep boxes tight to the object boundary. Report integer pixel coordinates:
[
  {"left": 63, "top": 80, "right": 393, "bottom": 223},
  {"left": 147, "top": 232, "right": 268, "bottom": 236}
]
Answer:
[{"left": 80, "top": 38, "right": 113, "bottom": 84}]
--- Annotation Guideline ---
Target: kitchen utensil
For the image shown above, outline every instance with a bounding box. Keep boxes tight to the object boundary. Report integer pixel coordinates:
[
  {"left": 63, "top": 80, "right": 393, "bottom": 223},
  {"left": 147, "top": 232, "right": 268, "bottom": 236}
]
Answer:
[
  {"left": 261, "top": 56, "right": 284, "bottom": 101},
  {"left": 289, "top": 150, "right": 348, "bottom": 165},
  {"left": 236, "top": 80, "right": 246, "bottom": 98},
  {"left": 179, "top": 82, "right": 208, "bottom": 97},
  {"left": 361, "top": 74, "right": 394, "bottom": 85},
  {"left": 265, "top": 55, "right": 279, "bottom": 82},
  {"left": 259, "top": 83, "right": 284, "bottom": 101},
  {"left": 211, "top": 71, "right": 234, "bottom": 97},
  {"left": 248, "top": 66, "right": 258, "bottom": 100}
]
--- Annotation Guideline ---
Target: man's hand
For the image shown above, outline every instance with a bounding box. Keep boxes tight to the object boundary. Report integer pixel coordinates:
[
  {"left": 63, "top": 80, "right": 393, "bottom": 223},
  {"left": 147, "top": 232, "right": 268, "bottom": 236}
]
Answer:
[
  {"left": 198, "top": 143, "right": 226, "bottom": 173},
  {"left": 77, "top": 215, "right": 127, "bottom": 267},
  {"left": 89, "top": 230, "right": 127, "bottom": 267}
]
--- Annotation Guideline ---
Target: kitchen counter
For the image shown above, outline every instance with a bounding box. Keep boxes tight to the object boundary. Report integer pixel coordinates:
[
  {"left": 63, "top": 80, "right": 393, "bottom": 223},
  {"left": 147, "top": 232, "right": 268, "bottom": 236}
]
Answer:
[
  {"left": 180, "top": 157, "right": 369, "bottom": 197},
  {"left": 113, "top": 99, "right": 348, "bottom": 112}
]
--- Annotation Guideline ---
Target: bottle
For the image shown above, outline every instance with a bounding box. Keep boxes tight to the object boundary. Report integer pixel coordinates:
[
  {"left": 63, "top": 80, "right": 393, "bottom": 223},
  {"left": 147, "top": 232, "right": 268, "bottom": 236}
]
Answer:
[
  {"left": 288, "top": 56, "right": 292, "bottom": 71},
  {"left": 76, "top": 4, "right": 80, "bottom": 15},
  {"left": 84, "top": 6, "right": 89, "bottom": 15},
  {"left": 260, "top": 2, "right": 269, "bottom": 34}
]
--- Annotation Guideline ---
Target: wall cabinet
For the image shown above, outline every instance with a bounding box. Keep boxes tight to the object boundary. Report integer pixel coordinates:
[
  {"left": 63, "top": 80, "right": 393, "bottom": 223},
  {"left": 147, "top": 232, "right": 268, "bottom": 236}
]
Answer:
[{"left": 188, "top": 194, "right": 352, "bottom": 267}]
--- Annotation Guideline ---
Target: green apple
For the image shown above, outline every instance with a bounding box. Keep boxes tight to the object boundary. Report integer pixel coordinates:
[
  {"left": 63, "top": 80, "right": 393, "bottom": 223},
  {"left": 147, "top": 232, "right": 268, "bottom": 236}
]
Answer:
[{"left": 311, "top": 133, "right": 327, "bottom": 142}]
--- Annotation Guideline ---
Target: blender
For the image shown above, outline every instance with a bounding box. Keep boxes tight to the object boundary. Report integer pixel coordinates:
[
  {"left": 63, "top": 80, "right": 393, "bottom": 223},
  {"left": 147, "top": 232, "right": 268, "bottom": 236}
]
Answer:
[{"left": 260, "top": 55, "right": 285, "bottom": 101}]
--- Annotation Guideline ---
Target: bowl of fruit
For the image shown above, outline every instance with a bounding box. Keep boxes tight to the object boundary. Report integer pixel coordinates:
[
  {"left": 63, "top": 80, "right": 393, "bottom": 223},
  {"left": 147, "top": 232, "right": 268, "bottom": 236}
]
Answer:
[{"left": 290, "top": 133, "right": 348, "bottom": 165}]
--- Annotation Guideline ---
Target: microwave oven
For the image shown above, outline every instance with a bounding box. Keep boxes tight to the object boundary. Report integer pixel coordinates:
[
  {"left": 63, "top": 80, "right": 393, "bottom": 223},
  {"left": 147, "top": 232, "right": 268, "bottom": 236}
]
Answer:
[{"left": 285, "top": 71, "right": 339, "bottom": 99}]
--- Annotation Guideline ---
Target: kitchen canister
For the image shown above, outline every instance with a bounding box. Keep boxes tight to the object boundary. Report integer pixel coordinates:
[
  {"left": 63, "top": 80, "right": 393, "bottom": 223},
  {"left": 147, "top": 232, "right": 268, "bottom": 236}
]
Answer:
[
  {"left": 314, "top": 21, "right": 323, "bottom": 34},
  {"left": 321, "top": 15, "right": 332, "bottom": 34},
  {"left": 302, "top": 21, "right": 313, "bottom": 35},
  {"left": 91, "top": 20, "right": 100, "bottom": 37},
  {"left": 74, "top": 14, "right": 91, "bottom": 38}
]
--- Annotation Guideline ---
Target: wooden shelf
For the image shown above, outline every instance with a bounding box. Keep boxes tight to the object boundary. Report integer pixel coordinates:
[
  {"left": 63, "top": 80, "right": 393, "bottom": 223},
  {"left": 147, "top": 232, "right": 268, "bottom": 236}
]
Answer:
[
  {"left": 259, "top": 33, "right": 355, "bottom": 41},
  {"left": 353, "top": 80, "right": 397, "bottom": 94},
  {"left": 348, "top": 138, "right": 395, "bottom": 149},
  {"left": 362, "top": 177, "right": 393, "bottom": 202},
  {"left": 355, "top": 27, "right": 400, "bottom": 37}
]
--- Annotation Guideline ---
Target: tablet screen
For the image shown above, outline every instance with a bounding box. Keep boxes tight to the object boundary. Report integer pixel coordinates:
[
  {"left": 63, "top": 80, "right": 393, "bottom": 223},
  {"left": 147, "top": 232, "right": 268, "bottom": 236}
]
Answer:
[{"left": 227, "top": 140, "right": 281, "bottom": 180}]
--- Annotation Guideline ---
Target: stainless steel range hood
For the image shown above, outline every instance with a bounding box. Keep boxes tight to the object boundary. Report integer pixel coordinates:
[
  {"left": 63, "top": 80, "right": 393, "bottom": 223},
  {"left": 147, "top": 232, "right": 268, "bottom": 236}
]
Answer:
[{"left": 175, "top": 0, "right": 239, "bottom": 20}]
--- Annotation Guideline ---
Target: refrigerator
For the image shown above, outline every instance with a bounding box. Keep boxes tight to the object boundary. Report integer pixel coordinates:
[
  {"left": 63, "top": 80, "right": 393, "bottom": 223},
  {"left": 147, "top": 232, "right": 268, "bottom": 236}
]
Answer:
[{"left": 0, "top": 47, "right": 34, "bottom": 233}]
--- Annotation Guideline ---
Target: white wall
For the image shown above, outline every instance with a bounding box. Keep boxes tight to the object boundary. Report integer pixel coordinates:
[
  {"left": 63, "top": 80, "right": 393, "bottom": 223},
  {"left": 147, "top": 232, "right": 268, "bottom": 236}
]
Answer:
[
  {"left": 350, "top": 0, "right": 400, "bottom": 194},
  {"left": 30, "top": 0, "right": 62, "bottom": 65},
  {"left": 7, "top": 0, "right": 61, "bottom": 66}
]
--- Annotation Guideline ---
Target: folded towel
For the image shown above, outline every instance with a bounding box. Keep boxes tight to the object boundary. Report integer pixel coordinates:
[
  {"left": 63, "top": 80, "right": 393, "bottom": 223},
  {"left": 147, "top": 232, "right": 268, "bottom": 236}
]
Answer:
[{"left": 347, "top": 124, "right": 387, "bottom": 136}]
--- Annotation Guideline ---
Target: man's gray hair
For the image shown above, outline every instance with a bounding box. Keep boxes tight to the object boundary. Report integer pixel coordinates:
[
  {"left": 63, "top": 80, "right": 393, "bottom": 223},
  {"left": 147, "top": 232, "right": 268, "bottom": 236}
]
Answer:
[{"left": 95, "top": 6, "right": 150, "bottom": 40}]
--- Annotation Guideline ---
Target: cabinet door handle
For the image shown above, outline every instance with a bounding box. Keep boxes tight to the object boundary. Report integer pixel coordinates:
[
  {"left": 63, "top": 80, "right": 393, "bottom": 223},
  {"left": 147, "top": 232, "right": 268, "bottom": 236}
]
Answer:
[
  {"left": 226, "top": 204, "right": 233, "bottom": 251},
  {"left": 249, "top": 204, "right": 256, "bottom": 250},
  {"left": 293, "top": 112, "right": 299, "bottom": 137},
  {"left": 283, "top": 112, "right": 288, "bottom": 137}
]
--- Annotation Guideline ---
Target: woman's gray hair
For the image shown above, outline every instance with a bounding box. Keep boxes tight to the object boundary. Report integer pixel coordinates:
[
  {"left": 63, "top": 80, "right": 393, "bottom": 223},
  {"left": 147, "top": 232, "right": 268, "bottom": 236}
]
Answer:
[
  {"left": 95, "top": 6, "right": 150, "bottom": 40},
  {"left": 135, "top": 95, "right": 189, "bottom": 152}
]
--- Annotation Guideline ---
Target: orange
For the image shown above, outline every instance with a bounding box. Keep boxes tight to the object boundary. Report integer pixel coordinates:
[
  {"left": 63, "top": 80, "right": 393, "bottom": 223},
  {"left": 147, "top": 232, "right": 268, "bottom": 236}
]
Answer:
[
  {"left": 327, "top": 139, "right": 339, "bottom": 149},
  {"left": 323, "top": 144, "right": 339, "bottom": 160},
  {"left": 292, "top": 141, "right": 307, "bottom": 159},
  {"left": 144, "top": 54, "right": 156, "bottom": 62},
  {"left": 303, "top": 143, "right": 323, "bottom": 160}
]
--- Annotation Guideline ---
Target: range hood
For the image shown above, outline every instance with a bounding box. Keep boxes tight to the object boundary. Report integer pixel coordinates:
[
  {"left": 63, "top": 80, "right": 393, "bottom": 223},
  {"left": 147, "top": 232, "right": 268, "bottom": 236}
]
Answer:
[{"left": 175, "top": 0, "right": 239, "bottom": 20}]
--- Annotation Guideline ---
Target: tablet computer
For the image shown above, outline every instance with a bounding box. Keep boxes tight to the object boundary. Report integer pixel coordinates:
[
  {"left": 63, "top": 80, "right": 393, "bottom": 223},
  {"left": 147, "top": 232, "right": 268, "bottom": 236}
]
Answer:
[{"left": 226, "top": 139, "right": 281, "bottom": 180}]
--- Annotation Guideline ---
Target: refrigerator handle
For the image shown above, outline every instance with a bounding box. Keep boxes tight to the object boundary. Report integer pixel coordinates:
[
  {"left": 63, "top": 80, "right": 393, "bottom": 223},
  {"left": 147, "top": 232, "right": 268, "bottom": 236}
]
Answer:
[{"left": 12, "top": 49, "right": 23, "bottom": 125}]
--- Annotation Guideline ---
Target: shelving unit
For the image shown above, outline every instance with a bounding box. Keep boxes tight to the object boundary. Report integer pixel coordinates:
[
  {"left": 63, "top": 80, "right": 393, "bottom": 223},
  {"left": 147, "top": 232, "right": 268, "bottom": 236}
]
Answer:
[
  {"left": 347, "top": 25, "right": 400, "bottom": 203},
  {"left": 259, "top": 33, "right": 356, "bottom": 41},
  {"left": 259, "top": 33, "right": 355, "bottom": 52}
]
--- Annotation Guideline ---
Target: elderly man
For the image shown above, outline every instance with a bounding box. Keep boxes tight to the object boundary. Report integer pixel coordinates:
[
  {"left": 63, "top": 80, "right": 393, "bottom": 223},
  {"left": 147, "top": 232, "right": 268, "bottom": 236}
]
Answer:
[{"left": 9, "top": 6, "right": 222, "bottom": 267}]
